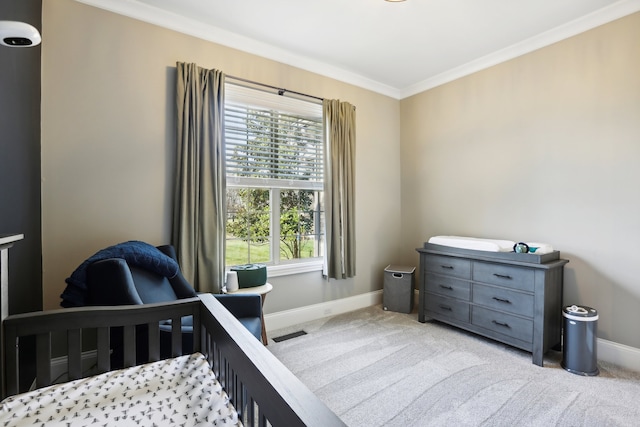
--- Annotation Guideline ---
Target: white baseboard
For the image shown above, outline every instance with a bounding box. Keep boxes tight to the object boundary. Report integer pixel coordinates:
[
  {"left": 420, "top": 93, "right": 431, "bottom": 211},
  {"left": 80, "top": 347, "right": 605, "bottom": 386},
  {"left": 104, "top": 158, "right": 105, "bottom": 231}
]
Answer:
[
  {"left": 265, "top": 290, "right": 640, "bottom": 373},
  {"left": 598, "top": 338, "right": 640, "bottom": 373},
  {"left": 265, "top": 290, "right": 383, "bottom": 332}
]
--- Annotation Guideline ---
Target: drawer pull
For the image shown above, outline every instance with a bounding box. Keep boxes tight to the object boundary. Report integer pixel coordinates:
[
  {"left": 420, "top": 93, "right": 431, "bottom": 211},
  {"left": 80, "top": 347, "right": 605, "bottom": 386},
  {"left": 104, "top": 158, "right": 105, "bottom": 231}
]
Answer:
[
  {"left": 438, "top": 304, "right": 453, "bottom": 311},
  {"left": 492, "top": 296, "right": 511, "bottom": 304},
  {"left": 439, "top": 285, "right": 454, "bottom": 290},
  {"left": 492, "top": 320, "right": 511, "bottom": 328},
  {"left": 440, "top": 265, "right": 454, "bottom": 270},
  {"left": 493, "top": 273, "right": 512, "bottom": 280}
]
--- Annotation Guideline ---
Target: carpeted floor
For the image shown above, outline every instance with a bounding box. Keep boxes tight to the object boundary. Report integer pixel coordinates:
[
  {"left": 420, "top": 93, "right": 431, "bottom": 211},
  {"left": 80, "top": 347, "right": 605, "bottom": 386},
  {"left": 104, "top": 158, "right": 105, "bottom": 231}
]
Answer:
[{"left": 268, "top": 305, "right": 640, "bottom": 427}]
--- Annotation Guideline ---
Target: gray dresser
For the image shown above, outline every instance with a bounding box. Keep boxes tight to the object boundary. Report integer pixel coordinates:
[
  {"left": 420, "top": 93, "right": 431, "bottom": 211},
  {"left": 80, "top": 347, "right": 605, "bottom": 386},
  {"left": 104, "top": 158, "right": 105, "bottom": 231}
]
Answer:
[{"left": 417, "top": 243, "right": 568, "bottom": 366}]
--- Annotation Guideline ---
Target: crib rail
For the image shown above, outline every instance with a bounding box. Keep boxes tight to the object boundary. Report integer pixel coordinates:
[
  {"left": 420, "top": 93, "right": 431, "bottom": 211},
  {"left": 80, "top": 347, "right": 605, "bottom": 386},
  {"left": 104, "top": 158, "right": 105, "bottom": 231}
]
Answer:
[{"left": 1, "top": 295, "right": 344, "bottom": 427}]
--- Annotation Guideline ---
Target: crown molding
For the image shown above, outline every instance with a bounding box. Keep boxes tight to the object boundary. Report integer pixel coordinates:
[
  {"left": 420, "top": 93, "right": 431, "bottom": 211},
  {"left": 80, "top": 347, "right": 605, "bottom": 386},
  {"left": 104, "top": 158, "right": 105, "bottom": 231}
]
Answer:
[
  {"left": 74, "top": 0, "right": 402, "bottom": 99},
  {"left": 400, "top": 0, "right": 640, "bottom": 98},
  {"left": 77, "top": 0, "right": 640, "bottom": 100}
]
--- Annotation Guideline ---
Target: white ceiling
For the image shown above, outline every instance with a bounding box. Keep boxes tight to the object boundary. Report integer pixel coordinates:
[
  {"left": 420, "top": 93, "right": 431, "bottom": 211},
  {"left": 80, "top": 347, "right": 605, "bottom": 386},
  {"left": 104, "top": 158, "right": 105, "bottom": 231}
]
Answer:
[{"left": 80, "top": 0, "right": 640, "bottom": 99}]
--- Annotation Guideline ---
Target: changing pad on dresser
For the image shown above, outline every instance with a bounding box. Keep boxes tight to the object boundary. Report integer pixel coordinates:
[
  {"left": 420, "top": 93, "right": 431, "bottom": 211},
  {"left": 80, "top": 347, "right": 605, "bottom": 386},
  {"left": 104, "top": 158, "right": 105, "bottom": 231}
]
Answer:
[
  {"left": 427, "top": 236, "right": 515, "bottom": 252},
  {"left": 427, "top": 235, "right": 554, "bottom": 255}
]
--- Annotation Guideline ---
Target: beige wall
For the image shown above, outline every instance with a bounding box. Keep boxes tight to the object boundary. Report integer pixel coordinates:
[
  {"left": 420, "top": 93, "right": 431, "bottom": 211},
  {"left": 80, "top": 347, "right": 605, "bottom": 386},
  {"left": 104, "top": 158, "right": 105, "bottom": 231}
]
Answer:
[
  {"left": 401, "top": 13, "right": 640, "bottom": 348},
  {"left": 41, "top": 0, "right": 402, "bottom": 312}
]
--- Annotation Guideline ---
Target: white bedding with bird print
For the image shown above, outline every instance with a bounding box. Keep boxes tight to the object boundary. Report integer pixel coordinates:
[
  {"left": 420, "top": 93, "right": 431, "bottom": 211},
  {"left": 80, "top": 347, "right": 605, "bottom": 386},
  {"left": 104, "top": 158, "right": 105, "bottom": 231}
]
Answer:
[{"left": 0, "top": 352, "right": 242, "bottom": 426}]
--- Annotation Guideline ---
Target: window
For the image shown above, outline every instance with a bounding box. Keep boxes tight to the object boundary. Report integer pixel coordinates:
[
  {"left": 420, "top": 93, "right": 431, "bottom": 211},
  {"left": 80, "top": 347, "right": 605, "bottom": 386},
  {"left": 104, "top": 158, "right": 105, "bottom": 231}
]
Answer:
[{"left": 224, "top": 83, "right": 324, "bottom": 274}]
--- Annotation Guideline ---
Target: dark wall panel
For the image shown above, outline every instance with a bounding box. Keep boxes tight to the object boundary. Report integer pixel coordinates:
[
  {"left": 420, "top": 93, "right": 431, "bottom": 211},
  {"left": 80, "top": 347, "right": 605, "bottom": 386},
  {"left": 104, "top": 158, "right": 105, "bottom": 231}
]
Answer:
[{"left": 0, "top": 0, "right": 43, "bottom": 314}]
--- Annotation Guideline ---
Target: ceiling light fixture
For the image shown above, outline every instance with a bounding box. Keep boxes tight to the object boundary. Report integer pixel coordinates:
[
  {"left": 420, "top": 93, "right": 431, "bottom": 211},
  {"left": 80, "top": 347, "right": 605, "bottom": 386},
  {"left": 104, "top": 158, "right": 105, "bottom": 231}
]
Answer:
[{"left": 385, "top": 0, "right": 407, "bottom": 2}]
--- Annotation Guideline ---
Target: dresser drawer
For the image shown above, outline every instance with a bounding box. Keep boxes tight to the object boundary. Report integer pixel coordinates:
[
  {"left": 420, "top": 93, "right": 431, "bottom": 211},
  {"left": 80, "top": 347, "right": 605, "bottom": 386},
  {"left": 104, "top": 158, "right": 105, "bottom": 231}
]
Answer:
[
  {"left": 424, "top": 255, "right": 471, "bottom": 279},
  {"left": 425, "top": 294, "right": 470, "bottom": 323},
  {"left": 473, "top": 262, "right": 534, "bottom": 292},
  {"left": 472, "top": 306, "right": 533, "bottom": 343},
  {"left": 472, "top": 284, "right": 534, "bottom": 318},
  {"left": 425, "top": 272, "right": 471, "bottom": 301}
]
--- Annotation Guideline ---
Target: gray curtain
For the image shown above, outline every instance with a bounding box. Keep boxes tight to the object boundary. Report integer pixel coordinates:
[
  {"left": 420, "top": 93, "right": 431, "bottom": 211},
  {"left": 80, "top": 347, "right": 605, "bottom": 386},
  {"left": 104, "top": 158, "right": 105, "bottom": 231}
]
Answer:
[
  {"left": 323, "top": 99, "right": 356, "bottom": 279},
  {"left": 173, "top": 62, "right": 226, "bottom": 293}
]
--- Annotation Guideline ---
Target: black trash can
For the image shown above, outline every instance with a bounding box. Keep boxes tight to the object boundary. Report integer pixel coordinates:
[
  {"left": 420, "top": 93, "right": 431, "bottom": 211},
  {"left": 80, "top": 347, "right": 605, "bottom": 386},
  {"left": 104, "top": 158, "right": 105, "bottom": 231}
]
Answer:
[{"left": 561, "top": 305, "right": 599, "bottom": 376}]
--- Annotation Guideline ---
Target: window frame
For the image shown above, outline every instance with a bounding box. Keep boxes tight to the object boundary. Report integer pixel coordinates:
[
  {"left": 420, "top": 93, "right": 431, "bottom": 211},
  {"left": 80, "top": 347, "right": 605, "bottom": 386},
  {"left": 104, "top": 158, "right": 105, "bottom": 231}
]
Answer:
[{"left": 224, "top": 83, "right": 324, "bottom": 275}]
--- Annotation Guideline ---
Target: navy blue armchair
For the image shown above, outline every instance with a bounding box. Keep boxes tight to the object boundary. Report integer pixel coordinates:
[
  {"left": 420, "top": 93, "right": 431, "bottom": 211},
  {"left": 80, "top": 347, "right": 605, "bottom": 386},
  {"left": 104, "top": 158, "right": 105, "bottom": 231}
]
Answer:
[{"left": 84, "top": 244, "right": 262, "bottom": 362}]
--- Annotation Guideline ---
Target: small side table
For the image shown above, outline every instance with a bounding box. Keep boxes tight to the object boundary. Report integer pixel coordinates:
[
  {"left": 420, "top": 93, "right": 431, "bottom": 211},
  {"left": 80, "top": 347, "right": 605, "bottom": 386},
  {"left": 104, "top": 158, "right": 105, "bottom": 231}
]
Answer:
[{"left": 224, "top": 282, "right": 273, "bottom": 345}]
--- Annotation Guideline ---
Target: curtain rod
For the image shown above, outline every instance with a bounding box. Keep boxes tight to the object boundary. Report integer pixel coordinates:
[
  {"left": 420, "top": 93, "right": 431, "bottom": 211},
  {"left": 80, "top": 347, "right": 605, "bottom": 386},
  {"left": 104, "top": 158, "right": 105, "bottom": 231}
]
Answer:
[{"left": 226, "top": 75, "right": 324, "bottom": 103}]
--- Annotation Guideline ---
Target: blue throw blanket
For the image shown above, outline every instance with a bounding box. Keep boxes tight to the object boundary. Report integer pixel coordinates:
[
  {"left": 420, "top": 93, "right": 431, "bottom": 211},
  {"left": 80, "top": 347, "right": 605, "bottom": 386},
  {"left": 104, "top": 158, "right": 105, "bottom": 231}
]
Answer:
[{"left": 60, "top": 241, "right": 179, "bottom": 308}]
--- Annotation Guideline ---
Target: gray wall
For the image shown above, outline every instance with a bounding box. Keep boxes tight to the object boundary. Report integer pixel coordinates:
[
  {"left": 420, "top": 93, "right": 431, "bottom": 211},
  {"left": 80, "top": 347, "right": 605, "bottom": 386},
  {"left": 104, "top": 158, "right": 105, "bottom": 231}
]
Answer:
[{"left": 0, "top": 0, "right": 42, "bottom": 315}]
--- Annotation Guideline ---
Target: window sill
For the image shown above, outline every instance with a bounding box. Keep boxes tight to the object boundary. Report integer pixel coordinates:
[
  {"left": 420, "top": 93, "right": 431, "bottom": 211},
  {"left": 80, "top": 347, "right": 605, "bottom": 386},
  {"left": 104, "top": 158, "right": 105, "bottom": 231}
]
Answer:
[{"left": 267, "top": 260, "right": 323, "bottom": 277}]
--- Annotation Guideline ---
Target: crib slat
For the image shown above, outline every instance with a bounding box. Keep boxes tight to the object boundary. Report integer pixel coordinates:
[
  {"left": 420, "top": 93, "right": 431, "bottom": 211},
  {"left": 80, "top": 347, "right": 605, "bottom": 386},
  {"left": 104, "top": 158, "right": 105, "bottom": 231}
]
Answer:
[
  {"left": 192, "top": 309, "right": 201, "bottom": 353},
  {"left": 246, "top": 396, "right": 256, "bottom": 426},
  {"left": 229, "top": 366, "right": 236, "bottom": 406},
  {"left": 171, "top": 317, "right": 182, "bottom": 357},
  {"left": 67, "top": 329, "right": 82, "bottom": 380}
]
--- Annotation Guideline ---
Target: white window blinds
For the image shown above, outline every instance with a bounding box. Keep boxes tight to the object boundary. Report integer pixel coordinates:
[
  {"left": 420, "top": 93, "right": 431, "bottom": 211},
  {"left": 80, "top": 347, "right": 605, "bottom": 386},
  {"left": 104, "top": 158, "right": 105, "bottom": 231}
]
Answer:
[{"left": 225, "top": 83, "right": 323, "bottom": 188}]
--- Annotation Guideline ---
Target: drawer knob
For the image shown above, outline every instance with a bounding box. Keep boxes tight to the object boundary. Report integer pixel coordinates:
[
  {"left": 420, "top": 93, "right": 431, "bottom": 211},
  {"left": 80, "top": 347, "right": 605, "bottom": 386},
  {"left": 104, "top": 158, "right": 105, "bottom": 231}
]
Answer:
[
  {"left": 440, "top": 265, "right": 454, "bottom": 270},
  {"left": 438, "top": 304, "right": 453, "bottom": 311},
  {"left": 493, "top": 273, "right": 512, "bottom": 280},
  {"left": 492, "top": 320, "right": 511, "bottom": 328},
  {"left": 439, "top": 285, "right": 453, "bottom": 290},
  {"left": 492, "top": 296, "right": 512, "bottom": 304}
]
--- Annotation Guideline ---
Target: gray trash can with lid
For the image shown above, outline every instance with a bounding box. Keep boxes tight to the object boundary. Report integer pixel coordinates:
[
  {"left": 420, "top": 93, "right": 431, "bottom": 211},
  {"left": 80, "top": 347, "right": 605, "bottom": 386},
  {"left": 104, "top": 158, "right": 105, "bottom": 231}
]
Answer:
[
  {"left": 383, "top": 265, "right": 415, "bottom": 313},
  {"left": 561, "top": 305, "right": 599, "bottom": 376}
]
